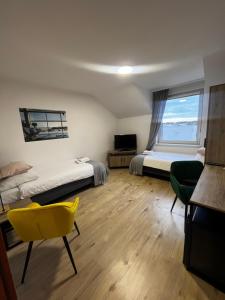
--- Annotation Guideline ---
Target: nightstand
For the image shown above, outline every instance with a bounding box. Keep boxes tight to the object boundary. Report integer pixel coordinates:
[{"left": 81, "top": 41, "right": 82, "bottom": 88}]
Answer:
[{"left": 107, "top": 150, "right": 136, "bottom": 168}]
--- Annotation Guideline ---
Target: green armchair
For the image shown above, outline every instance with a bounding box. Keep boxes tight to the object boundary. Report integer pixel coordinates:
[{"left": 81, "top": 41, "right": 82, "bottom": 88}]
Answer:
[{"left": 170, "top": 160, "right": 204, "bottom": 218}]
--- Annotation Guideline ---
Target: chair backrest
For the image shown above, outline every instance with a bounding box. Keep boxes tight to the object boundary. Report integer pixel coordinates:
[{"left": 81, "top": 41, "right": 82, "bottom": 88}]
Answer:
[
  {"left": 170, "top": 160, "right": 204, "bottom": 182},
  {"left": 7, "top": 197, "right": 79, "bottom": 242}
]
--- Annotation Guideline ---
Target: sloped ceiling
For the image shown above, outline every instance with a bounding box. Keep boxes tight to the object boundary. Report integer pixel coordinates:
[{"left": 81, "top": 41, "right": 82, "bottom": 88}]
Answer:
[
  {"left": 1, "top": 0, "right": 225, "bottom": 117},
  {"left": 97, "top": 84, "right": 152, "bottom": 118}
]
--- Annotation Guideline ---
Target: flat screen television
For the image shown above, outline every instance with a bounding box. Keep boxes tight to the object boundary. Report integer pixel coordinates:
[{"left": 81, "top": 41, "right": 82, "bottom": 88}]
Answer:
[{"left": 114, "top": 134, "right": 137, "bottom": 151}]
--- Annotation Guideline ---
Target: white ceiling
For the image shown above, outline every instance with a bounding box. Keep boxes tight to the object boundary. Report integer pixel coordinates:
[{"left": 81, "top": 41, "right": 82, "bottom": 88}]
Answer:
[{"left": 1, "top": 0, "right": 225, "bottom": 117}]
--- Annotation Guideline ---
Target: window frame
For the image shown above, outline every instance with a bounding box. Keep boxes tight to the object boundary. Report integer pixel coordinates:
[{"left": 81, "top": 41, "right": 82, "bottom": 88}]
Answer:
[{"left": 157, "top": 89, "right": 204, "bottom": 146}]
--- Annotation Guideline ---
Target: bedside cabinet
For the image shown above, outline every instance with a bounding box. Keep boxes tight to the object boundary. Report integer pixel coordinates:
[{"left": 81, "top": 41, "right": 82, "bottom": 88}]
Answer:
[{"left": 107, "top": 150, "right": 136, "bottom": 168}]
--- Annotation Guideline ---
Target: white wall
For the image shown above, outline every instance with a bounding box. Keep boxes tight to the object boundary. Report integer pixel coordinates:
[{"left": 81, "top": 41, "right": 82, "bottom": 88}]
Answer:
[
  {"left": 0, "top": 79, "right": 117, "bottom": 166},
  {"left": 204, "top": 50, "right": 225, "bottom": 87},
  {"left": 117, "top": 81, "right": 205, "bottom": 154},
  {"left": 117, "top": 115, "right": 151, "bottom": 153},
  {"left": 203, "top": 49, "right": 225, "bottom": 114},
  {"left": 2, "top": 64, "right": 223, "bottom": 167}
]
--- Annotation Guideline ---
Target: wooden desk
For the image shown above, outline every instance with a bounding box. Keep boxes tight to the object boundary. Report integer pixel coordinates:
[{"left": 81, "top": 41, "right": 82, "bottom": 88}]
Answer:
[
  {"left": 190, "top": 164, "right": 225, "bottom": 213},
  {"left": 184, "top": 164, "right": 225, "bottom": 292},
  {"left": 0, "top": 198, "right": 31, "bottom": 250}
]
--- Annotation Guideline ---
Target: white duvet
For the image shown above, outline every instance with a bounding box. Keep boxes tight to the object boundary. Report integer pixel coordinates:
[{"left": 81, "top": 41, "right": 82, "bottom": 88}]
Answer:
[
  {"left": 143, "top": 151, "right": 202, "bottom": 172},
  {"left": 1, "top": 160, "right": 94, "bottom": 204}
]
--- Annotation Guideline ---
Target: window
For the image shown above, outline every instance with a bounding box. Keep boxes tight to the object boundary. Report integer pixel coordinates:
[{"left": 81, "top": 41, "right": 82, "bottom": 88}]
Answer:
[{"left": 158, "top": 91, "right": 203, "bottom": 145}]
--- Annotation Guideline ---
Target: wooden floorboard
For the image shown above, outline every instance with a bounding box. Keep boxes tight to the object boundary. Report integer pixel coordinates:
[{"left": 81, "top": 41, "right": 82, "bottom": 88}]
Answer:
[{"left": 8, "top": 169, "right": 225, "bottom": 300}]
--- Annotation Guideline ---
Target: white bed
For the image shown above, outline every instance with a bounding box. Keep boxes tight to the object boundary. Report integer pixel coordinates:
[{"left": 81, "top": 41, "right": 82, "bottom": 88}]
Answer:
[
  {"left": 1, "top": 160, "right": 94, "bottom": 204},
  {"left": 143, "top": 151, "right": 203, "bottom": 172}
]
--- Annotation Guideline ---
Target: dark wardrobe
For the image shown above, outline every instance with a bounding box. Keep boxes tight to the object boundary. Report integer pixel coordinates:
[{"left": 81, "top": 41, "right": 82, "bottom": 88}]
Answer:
[{"left": 205, "top": 83, "right": 225, "bottom": 166}]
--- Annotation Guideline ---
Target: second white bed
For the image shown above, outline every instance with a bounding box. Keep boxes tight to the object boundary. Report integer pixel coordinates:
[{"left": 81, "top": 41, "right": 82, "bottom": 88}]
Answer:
[{"left": 143, "top": 151, "right": 202, "bottom": 172}]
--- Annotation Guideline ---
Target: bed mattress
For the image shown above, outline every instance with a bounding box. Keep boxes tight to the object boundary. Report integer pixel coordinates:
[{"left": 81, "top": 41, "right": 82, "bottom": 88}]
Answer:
[
  {"left": 1, "top": 160, "right": 94, "bottom": 204},
  {"left": 143, "top": 151, "right": 197, "bottom": 172}
]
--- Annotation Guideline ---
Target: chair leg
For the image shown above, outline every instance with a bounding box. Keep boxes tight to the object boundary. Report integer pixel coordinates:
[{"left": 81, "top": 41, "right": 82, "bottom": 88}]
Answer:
[
  {"left": 21, "top": 241, "right": 33, "bottom": 284},
  {"left": 62, "top": 236, "right": 78, "bottom": 275},
  {"left": 185, "top": 204, "right": 188, "bottom": 221},
  {"left": 74, "top": 221, "right": 80, "bottom": 236},
  {"left": 184, "top": 204, "right": 188, "bottom": 233},
  {"left": 170, "top": 195, "right": 178, "bottom": 213}
]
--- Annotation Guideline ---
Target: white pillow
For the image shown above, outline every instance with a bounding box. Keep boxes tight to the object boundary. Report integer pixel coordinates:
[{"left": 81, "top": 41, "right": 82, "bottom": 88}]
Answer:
[
  {"left": 197, "top": 147, "right": 205, "bottom": 156},
  {"left": 143, "top": 150, "right": 154, "bottom": 155},
  {"left": 74, "top": 157, "right": 90, "bottom": 164},
  {"left": 0, "top": 170, "right": 38, "bottom": 193}
]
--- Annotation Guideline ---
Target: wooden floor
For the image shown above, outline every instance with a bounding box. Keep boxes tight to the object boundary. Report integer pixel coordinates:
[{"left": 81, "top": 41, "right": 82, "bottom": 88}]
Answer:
[{"left": 8, "top": 169, "right": 225, "bottom": 300}]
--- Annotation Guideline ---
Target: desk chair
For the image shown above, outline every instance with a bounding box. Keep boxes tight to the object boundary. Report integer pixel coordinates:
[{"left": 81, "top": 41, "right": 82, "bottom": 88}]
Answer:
[
  {"left": 170, "top": 161, "right": 204, "bottom": 219},
  {"left": 7, "top": 197, "right": 80, "bottom": 284}
]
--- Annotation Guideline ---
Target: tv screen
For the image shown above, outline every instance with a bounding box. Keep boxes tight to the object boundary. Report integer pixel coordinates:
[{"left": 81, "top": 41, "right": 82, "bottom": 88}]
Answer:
[{"left": 114, "top": 134, "right": 137, "bottom": 151}]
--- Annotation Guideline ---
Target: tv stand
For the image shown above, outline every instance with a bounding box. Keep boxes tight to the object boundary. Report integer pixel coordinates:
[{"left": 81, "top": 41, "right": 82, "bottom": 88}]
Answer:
[{"left": 107, "top": 150, "right": 136, "bottom": 168}]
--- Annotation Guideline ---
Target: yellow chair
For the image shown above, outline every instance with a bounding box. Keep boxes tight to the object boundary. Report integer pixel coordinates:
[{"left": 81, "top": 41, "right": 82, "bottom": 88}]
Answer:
[{"left": 7, "top": 197, "right": 80, "bottom": 284}]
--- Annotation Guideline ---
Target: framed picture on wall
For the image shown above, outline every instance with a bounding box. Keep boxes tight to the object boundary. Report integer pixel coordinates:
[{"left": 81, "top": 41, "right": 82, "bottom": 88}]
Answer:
[{"left": 19, "top": 108, "right": 69, "bottom": 142}]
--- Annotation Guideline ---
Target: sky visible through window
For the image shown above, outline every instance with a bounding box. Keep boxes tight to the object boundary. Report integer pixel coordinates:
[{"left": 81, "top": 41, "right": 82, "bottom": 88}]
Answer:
[
  {"left": 162, "top": 95, "right": 200, "bottom": 123},
  {"left": 159, "top": 94, "right": 201, "bottom": 143}
]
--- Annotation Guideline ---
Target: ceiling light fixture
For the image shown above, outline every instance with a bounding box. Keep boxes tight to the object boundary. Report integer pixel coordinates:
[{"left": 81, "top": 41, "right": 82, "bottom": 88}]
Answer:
[
  {"left": 117, "top": 66, "right": 133, "bottom": 75},
  {"left": 60, "top": 57, "right": 174, "bottom": 75}
]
